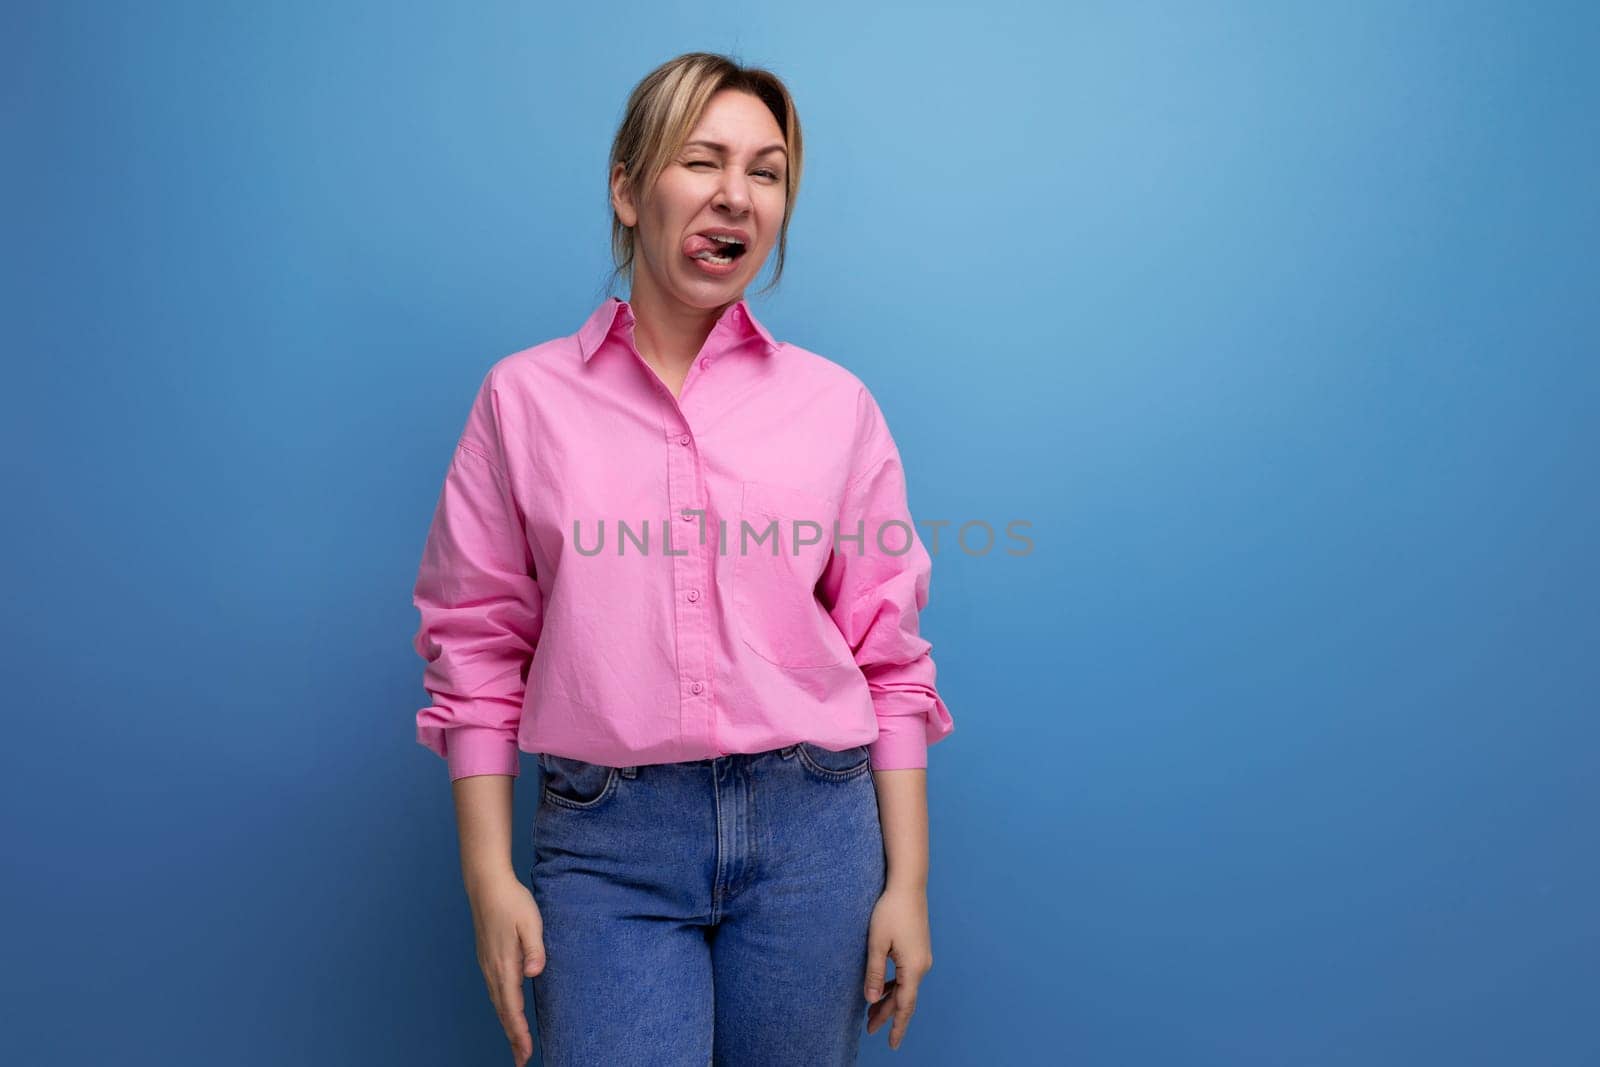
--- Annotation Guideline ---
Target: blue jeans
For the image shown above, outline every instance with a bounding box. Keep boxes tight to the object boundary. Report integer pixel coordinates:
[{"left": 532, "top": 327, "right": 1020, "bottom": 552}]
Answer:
[{"left": 529, "top": 743, "right": 887, "bottom": 1066}]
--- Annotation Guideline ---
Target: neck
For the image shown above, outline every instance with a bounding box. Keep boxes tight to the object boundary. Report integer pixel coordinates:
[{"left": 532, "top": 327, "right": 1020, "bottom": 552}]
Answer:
[{"left": 625, "top": 278, "right": 738, "bottom": 374}]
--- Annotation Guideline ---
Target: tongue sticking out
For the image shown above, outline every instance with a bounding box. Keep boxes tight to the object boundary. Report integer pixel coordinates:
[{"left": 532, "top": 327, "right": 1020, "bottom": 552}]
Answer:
[{"left": 684, "top": 234, "right": 725, "bottom": 258}]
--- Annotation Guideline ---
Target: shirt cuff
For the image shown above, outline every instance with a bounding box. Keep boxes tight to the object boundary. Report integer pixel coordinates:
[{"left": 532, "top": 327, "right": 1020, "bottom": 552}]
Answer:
[
  {"left": 867, "top": 714, "right": 929, "bottom": 771},
  {"left": 445, "top": 725, "right": 522, "bottom": 780}
]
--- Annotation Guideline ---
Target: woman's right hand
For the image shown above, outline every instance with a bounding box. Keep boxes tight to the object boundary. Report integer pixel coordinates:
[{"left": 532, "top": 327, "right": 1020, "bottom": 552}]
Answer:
[{"left": 465, "top": 871, "right": 546, "bottom": 1066}]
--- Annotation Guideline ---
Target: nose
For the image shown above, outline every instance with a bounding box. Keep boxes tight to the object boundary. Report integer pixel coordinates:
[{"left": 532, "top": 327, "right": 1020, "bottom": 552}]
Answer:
[{"left": 713, "top": 172, "right": 752, "bottom": 216}]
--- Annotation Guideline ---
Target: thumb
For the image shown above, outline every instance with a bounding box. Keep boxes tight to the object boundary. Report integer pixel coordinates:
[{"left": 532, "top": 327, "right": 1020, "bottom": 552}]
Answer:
[
  {"left": 864, "top": 939, "right": 890, "bottom": 1001},
  {"left": 523, "top": 926, "right": 546, "bottom": 977}
]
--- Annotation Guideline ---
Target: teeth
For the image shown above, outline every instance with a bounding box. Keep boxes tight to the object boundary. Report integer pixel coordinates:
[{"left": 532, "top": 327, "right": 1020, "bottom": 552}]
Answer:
[{"left": 694, "top": 233, "right": 742, "bottom": 266}]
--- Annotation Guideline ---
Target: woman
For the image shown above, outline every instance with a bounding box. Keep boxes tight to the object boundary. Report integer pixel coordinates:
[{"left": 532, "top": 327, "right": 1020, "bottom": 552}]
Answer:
[{"left": 411, "top": 52, "right": 954, "bottom": 1066}]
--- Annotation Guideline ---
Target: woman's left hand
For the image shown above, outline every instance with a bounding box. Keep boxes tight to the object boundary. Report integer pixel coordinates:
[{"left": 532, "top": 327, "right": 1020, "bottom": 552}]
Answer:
[{"left": 864, "top": 883, "right": 934, "bottom": 1050}]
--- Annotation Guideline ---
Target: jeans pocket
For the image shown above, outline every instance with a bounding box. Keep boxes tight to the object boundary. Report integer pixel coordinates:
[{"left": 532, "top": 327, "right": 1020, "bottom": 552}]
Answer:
[
  {"left": 794, "top": 742, "right": 872, "bottom": 781},
  {"left": 539, "top": 752, "right": 620, "bottom": 810}
]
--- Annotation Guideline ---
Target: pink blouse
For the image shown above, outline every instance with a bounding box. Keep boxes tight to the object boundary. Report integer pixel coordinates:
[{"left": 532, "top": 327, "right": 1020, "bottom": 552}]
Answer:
[{"left": 411, "top": 296, "right": 954, "bottom": 779}]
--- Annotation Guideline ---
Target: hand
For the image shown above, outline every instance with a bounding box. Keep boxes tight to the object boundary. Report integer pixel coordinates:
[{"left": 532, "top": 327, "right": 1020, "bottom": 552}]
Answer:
[
  {"left": 465, "top": 871, "right": 546, "bottom": 1066},
  {"left": 863, "top": 882, "right": 933, "bottom": 1051}
]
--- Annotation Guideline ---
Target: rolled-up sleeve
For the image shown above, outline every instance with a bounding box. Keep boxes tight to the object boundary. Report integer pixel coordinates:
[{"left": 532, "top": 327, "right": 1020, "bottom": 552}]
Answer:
[
  {"left": 818, "top": 393, "right": 955, "bottom": 771},
  {"left": 411, "top": 398, "right": 543, "bottom": 780}
]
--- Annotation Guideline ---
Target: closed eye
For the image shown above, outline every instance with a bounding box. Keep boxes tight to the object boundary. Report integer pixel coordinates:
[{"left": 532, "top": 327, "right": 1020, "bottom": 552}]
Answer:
[{"left": 686, "top": 161, "right": 783, "bottom": 182}]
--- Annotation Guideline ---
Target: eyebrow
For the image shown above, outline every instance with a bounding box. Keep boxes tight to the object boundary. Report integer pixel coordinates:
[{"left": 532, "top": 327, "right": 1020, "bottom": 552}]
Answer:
[{"left": 682, "top": 140, "right": 788, "bottom": 159}]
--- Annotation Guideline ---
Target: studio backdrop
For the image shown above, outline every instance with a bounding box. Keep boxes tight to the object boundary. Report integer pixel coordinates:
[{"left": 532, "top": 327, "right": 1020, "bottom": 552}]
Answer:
[{"left": 4, "top": 2, "right": 1596, "bottom": 1064}]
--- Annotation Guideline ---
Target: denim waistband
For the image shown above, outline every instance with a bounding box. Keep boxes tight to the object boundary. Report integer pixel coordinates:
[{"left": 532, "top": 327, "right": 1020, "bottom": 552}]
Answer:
[{"left": 610, "top": 744, "right": 803, "bottom": 777}]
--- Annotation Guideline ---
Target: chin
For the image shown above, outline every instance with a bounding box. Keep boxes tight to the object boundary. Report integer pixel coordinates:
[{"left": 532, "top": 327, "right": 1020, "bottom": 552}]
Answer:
[{"left": 676, "top": 270, "right": 745, "bottom": 294}]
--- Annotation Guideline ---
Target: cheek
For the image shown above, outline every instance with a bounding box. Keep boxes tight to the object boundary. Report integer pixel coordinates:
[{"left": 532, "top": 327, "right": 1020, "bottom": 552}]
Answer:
[
  {"left": 636, "top": 206, "right": 676, "bottom": 255},
  {"left": 653, "top": 180, "right": 700, "bottom": 220},
  {"left": 760, "top": 215, "right": 786, "bottom": 252}
]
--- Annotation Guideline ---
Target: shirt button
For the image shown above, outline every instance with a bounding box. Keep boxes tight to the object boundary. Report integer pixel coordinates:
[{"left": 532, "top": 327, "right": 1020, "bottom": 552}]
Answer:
[
  {"left": 679, "top": 433, "right": 691, "bottom": 445},
  {"left": 703, "top": 358, "right": 714, "bottom": 368},
  {"left": 691, "top": 681, "right": 704, "bottom": 695},
  {"left": 682, "top": 510, "right": 695, "bottom": 521},
  {"left": 687, "top": 589, "right": 700, "bottom": 602}
]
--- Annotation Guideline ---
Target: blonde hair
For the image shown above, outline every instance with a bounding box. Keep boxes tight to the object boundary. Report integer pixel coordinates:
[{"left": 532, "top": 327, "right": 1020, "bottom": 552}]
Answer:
[{"left": 606, "top": 52, "right": 804, "bottom": 298}]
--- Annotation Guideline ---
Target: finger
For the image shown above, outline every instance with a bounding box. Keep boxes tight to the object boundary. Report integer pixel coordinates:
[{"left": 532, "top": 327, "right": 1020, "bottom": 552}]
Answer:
[
  {"left": 496, "top": 965, "right": 534, "bottom": 1057},
  {"left": 871, "top": 983, "right": 905, "bottom": 1037},
  {"left": 866, "top": 977, "right": 898, "bottom": 1033},
  {"left": 888, "top": 979, "right": 919, "bottom": 1050},
  {"left": 500, "top": 1005, "right": 533, "bottom": 1065},
  {"left": 483, "top": 980, "right": 531, "bottom": 1067}
]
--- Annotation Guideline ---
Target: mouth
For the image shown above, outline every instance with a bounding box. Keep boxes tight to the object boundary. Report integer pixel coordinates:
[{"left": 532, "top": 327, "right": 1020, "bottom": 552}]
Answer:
[{"left": 683, "top": 231, "right": 749, "bottom": 267}]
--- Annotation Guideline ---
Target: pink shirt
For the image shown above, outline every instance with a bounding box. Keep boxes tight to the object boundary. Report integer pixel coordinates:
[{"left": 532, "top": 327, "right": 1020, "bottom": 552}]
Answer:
[{"left": 411, "top": 295, "right": 954, "bottom": 779}]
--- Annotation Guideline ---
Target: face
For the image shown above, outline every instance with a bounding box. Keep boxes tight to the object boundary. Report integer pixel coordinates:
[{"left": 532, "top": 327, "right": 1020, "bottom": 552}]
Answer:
[{"left": 612, "top": 89, "right": 788, "bottom": 312}]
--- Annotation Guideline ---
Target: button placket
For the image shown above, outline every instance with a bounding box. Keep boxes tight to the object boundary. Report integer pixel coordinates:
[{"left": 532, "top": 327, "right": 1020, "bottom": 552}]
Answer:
[{"left": 662, "top": 419, "right": 719, "bottom": 754}]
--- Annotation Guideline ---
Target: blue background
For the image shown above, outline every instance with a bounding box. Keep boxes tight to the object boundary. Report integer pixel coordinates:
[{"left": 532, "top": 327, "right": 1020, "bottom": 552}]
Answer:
[{"left": 4, "top": 2, "right": 1596, "bottom": 1063}]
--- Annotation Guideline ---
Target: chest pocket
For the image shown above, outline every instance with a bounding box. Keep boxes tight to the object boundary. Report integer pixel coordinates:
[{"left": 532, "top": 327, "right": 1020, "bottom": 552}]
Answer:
[{"left": 730, "top": 481, "right": 848, "bottom": 669}]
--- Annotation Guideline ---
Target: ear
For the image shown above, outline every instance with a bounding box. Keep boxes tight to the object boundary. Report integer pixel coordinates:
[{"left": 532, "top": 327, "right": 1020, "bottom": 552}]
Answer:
[{"left": 610, "top": 162, "right": 638, "bottom": 228}]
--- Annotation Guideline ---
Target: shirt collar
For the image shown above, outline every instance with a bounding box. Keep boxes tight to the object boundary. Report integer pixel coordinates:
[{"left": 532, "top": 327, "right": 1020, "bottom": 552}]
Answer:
[{"left": 576, "top": 295, "right": 779, "bottom": 363}]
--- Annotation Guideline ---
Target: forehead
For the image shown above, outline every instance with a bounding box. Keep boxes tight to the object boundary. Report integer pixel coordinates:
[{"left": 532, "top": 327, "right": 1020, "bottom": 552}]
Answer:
[{"left": 687, "top": 90, "right": 784, "bottom": 147}]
